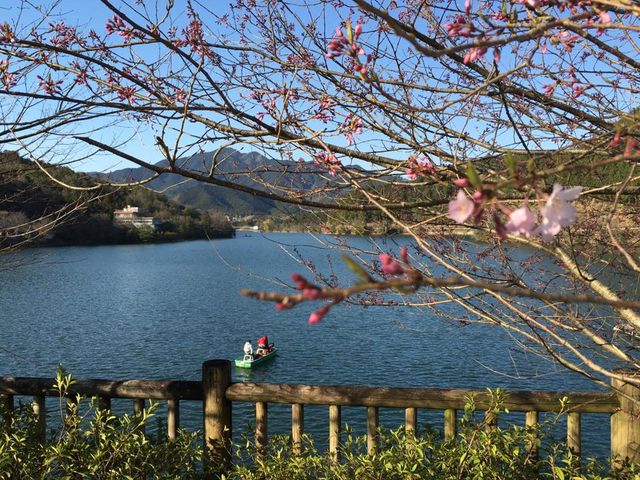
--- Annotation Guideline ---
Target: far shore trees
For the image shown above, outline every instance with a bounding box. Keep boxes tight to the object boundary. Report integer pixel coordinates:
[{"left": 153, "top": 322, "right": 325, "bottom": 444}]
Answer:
[{"left": 1, "top": 0, "right": 640, "bottom": 393}]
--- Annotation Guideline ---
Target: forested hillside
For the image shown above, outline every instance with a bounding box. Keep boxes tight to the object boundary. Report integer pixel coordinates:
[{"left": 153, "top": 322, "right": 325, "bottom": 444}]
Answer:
[{"left": 0, "top": 152, "right": 234, "bottom": 248}]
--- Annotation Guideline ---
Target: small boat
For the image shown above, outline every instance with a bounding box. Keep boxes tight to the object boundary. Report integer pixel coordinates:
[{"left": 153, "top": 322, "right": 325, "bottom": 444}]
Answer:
[{"left": 234, "top": 348, "right": 278, "bottom": 368}]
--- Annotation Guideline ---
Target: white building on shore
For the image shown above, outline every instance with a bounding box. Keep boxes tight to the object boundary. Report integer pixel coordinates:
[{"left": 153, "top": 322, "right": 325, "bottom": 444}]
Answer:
[{"left": 113, "top": 205, "right": 160, "bottom": 230}]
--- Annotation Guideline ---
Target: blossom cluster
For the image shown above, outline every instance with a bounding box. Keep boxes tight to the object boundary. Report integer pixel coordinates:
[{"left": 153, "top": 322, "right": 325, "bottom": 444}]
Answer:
[
  {"left": 379, "top": 247, "right": 409, "bottom": 276},
  {"left": 609, "top": 130, "right": 640, "bottom": 158},
  {"left": 339, "top": 113, "right": 363, "bottom": 146},
  {"left": 405, "top": 155, "right": 436, "bottom": 180},
  {"left": 0, "top": 59, "right": 16, "bottom": 90},
  {"left": 37, "top": 75, "right": 63, "bottom": 95},
  {"left": 443, "top": 0, "right": 613, "bottom": 64},
  {"left": 325, "top": 21, "right": 369, "bottom": 75},
  {"left": 313, "top": 151, "right": 342, "bottom": 176},
  {"left": 105, "top": 16, "right": 144, "bottom": 42},
  {"left": 280, "top": 274, "right": 331, "bottom": 325},
  {"left": 448, "top": 184, "right": 582, "bottom": 241}
]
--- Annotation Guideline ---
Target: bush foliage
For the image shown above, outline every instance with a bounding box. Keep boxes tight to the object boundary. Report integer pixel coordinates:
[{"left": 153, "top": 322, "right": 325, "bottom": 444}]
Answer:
[{"left": 0, "top": 374, "right": 636, "bottom": 479}]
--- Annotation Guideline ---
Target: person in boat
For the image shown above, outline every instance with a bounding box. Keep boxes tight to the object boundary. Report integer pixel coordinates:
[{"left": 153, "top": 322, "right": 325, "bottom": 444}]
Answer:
[
  {"left": 255, "top": 335, "right": 273, "bottom": 357},
  {"left": 243, "top": 340, "right": 253, "bottom": 360}
]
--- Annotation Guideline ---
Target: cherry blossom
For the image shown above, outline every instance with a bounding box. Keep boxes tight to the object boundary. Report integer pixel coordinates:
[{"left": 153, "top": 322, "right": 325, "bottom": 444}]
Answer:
[
  {"left": 448, "top": 190, "right": 475, "bottom": 224},
  {"left": 536, "top": 184, "right": 582, "bottom": 240},
  {"left": 505, "top": 205, "right": 536, "bottom": 237},
  {"left": 453, "top": 178, "right": 470, "bottom": 188},
  {"left": 379, "top": 253, "right": 404, "bottom": 275},
  {"left": 308, "top": 305, "right": 330, "bottom": 325},
  {"left": 444, "top": 16, "right": 475, "bottom": 38},
  {"left": 405, "top": 155, "right": 435, "bottom": 180}
]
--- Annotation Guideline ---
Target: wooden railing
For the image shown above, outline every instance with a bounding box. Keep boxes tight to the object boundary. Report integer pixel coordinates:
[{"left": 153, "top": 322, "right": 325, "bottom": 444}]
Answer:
[{"left": 1, "top": 359, "right": 638, "bottom": 468}]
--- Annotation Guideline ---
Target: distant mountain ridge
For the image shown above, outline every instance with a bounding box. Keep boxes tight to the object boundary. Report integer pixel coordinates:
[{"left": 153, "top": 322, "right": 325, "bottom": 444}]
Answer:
[{"left": 92, "top": 149, "right": 330, "bottom": 215}]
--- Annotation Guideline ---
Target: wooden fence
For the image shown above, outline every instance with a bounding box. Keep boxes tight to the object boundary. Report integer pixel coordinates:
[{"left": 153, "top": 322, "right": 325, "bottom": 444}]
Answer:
[{"left": 1, "top": 359, "right": 638, "bottom": 468}]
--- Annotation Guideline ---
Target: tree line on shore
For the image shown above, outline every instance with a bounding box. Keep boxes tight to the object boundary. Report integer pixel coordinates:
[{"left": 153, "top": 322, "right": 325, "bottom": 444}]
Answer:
[{"left": 0, "top": 152, "right": 234, "bottom": 249}]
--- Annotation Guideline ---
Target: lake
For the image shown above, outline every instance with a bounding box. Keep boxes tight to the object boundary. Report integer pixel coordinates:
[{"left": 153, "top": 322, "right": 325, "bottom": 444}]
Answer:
[{"left": 0, "top": 233, "right": 613, "bottom": 456}]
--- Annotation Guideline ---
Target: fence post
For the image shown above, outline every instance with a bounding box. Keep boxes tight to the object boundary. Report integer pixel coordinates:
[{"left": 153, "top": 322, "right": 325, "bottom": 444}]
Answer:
[
  {"left": 611, "top": 370, "right": 640, "bottom": 466},
  {"left": 202, "top": 359, "right": 232, "bottom": 476}
]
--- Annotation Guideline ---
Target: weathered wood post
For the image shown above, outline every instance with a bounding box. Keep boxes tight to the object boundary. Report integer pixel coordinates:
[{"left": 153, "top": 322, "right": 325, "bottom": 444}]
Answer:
[
  {"left": 292, "top": 403, "right": 304, "bottom": 455},
  {"left": 255, "top": 401, "right": 268, "bottom": 455},
  {"left": 202, "top": 359, "right": 232, "bottom": 476},
  {"left": 444, "top": 408, "right": 457, "bottom": 440},
  {"left": 329, "top": 405, "right": 341, "bottom": 462},
  {"left": 405, "top": 407, "right": 417, "bottom": 438},
  {"left": 611, "top": 370, "right": 640, "bottom": 466},
  {"left": 167, "top": 399, "right": 179, "bottom": 441}
]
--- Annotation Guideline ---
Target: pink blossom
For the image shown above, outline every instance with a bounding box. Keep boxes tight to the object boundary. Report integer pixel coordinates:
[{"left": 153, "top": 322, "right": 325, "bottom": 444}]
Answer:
[
  {"left": 291, "top": 273, "right": 310, "bottom": 290},
  {"left": 453, "top": 178, "right": 470, "bottom": 188},
  {"left": 117, "top": 85, "right": 137, "bottom": 104},
  {"left": 309, "top": 305, "right": 330, "bottom": 325},
  {"left": 624, "top": 138, "right": 639, "bottom": 158},
  {"left": 536, "top": 184, "right": 582, "bottom": 240},
  {"left": 444, "top": 17, "right": 474, "bottom": 38},
  {"left": 505, "top": 205, "right": 536, "bottom": 237},
  {"left": 404, "top": 168, "right": 418, "bottom": 181},
  {"left": 325, "top": 20, "right": 368, "bottom": 73},
  {"left": 37, "top": 75, "right": 63, "bottom": 95},
  {"left": 542, "top": 82, "right": 556, "bottom": 96},
  {"left": 340, "top": 114, "right": 363, "bottom": 145},
  {"left": 405, "top": 156, "right": 435, "bottom": 180},
  {"left": 599, "top": 11, "right": 611, "bottom": 24},
  {"left": 609, "top": 131, "right": 624, "bottom": 148},
  {"left": 406, "top": 168, "right": 418, "bottom": 181},
  {"left": 313, "top": 151, "right": 342, "bottom": 175},
  {"left": 517, "top": 0, "right": 543, "bottom": 8},
  {"left": 448, "top": 190, "right": 475, "bottom": 224},
  {"left": 463, "top": 44, "right": 487, "bottom": 64},
  {"left": 572, "top": 84, "right": 587, "bottom": 98},
  {"left": 379, "top": 253, "right": 404, "bottom": 275}
]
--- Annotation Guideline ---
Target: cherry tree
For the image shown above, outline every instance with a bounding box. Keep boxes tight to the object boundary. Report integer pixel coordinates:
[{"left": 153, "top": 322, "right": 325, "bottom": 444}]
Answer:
[{"left": 1, "top": 0, "right": 640, "bottom": 390}]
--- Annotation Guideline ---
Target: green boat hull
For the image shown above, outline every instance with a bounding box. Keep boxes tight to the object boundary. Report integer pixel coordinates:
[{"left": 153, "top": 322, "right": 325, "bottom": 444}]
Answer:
[{"left": 234, "top": 349, "right": 278, "bottom": 368}]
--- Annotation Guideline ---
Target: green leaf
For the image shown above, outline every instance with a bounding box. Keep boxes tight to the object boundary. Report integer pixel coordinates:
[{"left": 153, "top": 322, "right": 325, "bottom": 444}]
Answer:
[
  {"left": 341, "top": 254, "right": 372, "bottom": 282},
  {"left": 466, "top": 162, "right": 481, "bottom": 187},
  {"left": 527, "top": 158, "right": 536, "bottom": 173},
  {"left": 553, "top": 466, "right": 565, "bottom": 480}
]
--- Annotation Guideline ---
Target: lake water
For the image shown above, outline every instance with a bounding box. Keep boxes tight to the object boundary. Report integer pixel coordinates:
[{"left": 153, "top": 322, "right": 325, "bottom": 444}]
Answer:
[{"left": 0, "top": 233, "right": 613, "bottom": 457}]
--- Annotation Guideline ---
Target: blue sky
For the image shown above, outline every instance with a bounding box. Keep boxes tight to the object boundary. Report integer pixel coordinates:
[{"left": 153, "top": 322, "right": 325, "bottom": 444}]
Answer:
[{"left": 3, "top": 0, "right": 632, "bottom": 175}]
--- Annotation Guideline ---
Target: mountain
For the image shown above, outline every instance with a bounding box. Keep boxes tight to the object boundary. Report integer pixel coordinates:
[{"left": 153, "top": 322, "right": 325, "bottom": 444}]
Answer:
[{"left": 92, "top": 149, "right": 330, "bottom": 215}]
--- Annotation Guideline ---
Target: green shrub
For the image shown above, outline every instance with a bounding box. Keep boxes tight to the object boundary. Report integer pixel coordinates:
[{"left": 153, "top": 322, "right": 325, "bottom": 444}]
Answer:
[
  {"left": 227, "top": 390, "right": 638, "bottom": 480},
  {"left": 0, "top": 368, "right": 202, "bottom": 479},
  {"left": 0, "top": 373, "right": 637, "bottom": 479}
]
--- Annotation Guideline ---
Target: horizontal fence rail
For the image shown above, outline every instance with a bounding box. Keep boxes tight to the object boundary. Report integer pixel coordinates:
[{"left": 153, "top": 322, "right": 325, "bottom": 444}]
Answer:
[
  {"left": 0, "top": 377, "right": 202, "bottom": 400},
  {"left": 1, "top": 359, "right": 638, "bottom": 472},
  {"left": 225, "top": 382, "right": 619, "bottom": 413}
]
